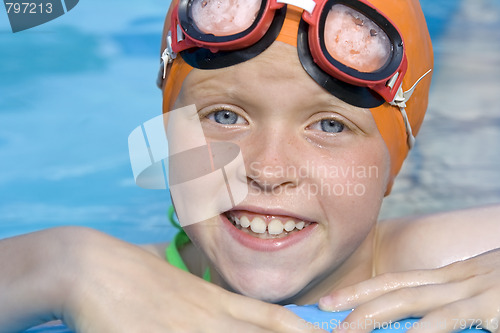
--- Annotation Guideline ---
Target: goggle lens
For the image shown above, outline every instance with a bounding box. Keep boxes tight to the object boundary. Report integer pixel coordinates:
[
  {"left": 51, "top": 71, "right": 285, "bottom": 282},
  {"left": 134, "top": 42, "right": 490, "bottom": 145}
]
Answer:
[
  {"left": 190, "top": 0, "right": 262, "bottom": 36},
  {"left": 324, "top": 4, "right": 391, "bottom": 73}
]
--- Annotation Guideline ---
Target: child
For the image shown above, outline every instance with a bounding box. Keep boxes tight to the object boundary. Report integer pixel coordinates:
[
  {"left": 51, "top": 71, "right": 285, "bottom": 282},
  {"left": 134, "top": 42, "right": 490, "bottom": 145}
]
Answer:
[{"left": 1, "top": 0, "right": 499, "bottom": 332}]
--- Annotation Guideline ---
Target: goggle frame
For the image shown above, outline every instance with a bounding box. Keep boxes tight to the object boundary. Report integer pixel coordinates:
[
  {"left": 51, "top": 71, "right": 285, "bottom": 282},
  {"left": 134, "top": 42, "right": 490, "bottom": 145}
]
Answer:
[{"left": 168, "top": 0, "right": 408, "bottom": 105}]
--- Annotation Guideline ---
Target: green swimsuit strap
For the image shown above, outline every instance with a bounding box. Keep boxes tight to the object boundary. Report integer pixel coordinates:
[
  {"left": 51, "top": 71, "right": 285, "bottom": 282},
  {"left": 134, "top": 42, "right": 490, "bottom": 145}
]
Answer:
[{"left": 165, "top": 205, "right": 211, "bottom": 282}]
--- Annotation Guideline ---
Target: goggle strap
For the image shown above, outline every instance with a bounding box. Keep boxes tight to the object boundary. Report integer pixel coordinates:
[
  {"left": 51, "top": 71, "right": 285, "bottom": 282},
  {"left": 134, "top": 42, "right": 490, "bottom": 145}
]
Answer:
[
  {"left": 157, "top": 32, "right": 178, "bottom": 88},
  {"left": 390, "top": 69, "right": 432, "bottom": 107},
  {"left": 162, "top": 32, "right": 177, "bottom": 79},
  {"left": 402, "top": 69, "right": 432, "bottom": 104},
  {"left": 390, "top": 69, "right": 432, "bottom": 150},
  {"left": 400, "top": 107, "right": 415, "bottom": 149}
]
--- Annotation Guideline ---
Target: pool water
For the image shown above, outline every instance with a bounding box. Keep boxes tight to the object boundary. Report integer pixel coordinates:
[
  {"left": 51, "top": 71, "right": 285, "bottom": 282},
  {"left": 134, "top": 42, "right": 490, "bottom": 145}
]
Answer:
[
  {"left": 1, "top": 1, "right": 500, "bottom": 331},
  {"left": 381, "top": 0, "right": 500, "bottom": 218},
  {"left": 0, "top": 0, "right": 173, "bottom": 243}
]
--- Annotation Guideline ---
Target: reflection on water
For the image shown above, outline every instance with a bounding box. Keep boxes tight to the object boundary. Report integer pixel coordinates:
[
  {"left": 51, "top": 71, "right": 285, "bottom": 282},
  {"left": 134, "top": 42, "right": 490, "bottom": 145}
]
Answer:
[
  {"left": 381, "top": 0, "right": 500, "bottom": 218},
  {"left": 0, "top": 1, "right": 173, "bottom": 242},
  {"left": 0, "top": 27, "right": 106, "bottom": 115},
  {"left": 0, "top": 26, "right": 105, "bottom": 85}
]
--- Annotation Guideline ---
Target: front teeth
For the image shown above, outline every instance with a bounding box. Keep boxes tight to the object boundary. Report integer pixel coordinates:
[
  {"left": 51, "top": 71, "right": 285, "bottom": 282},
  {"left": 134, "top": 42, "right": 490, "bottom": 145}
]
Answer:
[
  {"left": 250, "top": 217, "right": 266, "bottom": 234},
  {"left": 268, "top": 219, "right": 284, "bottom": 235},
  {"left": 227, "top": 214, "right": 309, "bottom": 235}
]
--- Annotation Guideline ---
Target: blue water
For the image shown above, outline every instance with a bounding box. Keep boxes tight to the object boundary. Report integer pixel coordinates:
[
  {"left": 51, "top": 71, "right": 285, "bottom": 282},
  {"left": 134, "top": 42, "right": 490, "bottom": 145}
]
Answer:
[
  {"left": 420, "top": 0, "right": 462, "bottom": 41},
  {"left": 0, "top": 1, "right": 175, "bottom": 243}
]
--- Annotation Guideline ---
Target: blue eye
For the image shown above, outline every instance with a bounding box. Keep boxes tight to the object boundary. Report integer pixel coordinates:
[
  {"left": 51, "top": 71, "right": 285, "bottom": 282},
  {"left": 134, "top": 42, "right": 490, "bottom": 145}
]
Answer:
[
  {"left": 210, "top": 110, "right": 241, "bottom": 125},
  {"left": 320, "top": 119, "right": 344, "bottom": 133}
]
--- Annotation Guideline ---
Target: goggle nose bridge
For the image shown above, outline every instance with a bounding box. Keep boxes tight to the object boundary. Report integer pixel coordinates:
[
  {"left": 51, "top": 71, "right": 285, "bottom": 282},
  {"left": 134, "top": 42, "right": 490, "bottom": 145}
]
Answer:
[{"left": 276, "top": 0, "right": 316, "bottom": 15}]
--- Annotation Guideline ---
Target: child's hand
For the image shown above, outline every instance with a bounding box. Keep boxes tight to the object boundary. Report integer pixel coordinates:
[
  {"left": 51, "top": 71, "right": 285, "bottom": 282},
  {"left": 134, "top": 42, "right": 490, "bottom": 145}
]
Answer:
[
  {"left": 47, "top": 227, "right": 326, "bottom": 333},
  {"left": 0, "top": 227, "right": 326, "bottom": 333},
  {"left": 318, "top": 249, "right": 500, "bottom": 333}
]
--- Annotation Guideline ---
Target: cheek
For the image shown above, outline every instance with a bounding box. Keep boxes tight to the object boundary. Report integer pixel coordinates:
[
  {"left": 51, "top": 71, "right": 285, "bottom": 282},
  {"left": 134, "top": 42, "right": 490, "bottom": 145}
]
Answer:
[
  {"left": 183, "top": 218, "right": 221, "bottom": 259},
  {"left": 316, "top": 138, "right": 390, "bottom": 244}
]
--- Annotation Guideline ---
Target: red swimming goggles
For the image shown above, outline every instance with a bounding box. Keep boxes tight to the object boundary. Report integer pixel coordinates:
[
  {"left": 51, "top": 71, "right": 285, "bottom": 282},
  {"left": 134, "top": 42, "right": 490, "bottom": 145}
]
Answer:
[{"left": 165, "top": 0, "right": 408, "bottom": 108}]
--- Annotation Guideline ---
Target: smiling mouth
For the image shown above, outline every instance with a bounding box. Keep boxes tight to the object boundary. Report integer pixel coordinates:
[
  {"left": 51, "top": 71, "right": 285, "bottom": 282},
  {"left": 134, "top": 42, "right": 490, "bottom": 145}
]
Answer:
[{"left": 224, "top": 211, "right": 314, "bottom": 240}]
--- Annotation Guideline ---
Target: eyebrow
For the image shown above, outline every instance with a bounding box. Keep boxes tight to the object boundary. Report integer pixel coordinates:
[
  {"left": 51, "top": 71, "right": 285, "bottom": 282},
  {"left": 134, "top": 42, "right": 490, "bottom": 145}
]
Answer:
[{"left": 179, "top": 66, "right": 370, "bottom": 120}]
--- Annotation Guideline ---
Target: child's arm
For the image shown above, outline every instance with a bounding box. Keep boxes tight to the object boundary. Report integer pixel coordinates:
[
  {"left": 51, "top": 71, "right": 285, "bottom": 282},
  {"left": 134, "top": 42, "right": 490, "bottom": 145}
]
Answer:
[
  {"left": 377, "top": 204, "right": 500, "bottom": 271},
  {"left": 318, "top": 204, "right": 500, "bottom": 333},
  {"left": 0, "top": 227, "right": 324, "bottom": 333},
  {"left": 0, "top": 228, "right": 69, "bottom": 332}
]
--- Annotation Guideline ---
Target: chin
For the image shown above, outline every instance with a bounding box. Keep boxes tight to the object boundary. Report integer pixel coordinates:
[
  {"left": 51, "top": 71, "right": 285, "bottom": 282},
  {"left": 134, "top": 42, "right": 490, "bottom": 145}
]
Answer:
[{"left": 223, "top": 267, "right": 311, "bottom": 303}]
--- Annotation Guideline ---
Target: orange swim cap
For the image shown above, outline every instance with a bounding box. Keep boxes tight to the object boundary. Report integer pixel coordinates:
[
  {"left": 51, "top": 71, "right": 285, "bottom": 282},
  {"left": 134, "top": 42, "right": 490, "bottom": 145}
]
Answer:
[{"left": 159, "top": 0, "right": 433, "bottom": 195}]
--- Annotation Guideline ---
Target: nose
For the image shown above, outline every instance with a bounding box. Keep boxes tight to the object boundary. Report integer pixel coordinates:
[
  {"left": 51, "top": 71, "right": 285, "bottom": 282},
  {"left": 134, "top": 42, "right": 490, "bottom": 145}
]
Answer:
[{"left": 244, "top": 130, "right": 302, "bottom": 193}]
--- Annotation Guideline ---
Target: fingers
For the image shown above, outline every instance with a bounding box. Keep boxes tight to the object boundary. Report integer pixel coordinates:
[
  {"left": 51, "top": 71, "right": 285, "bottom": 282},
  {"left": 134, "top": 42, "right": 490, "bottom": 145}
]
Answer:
[
  {"left": 319, "top": 270, "right": 447, "bottom": 312},
  {"left": 409, "top": 293, "right": 500, "bottom": 333},
  {"left": 332, "top": 281, "right": 472, "bottom": 332},
  {"left": 316, "top": 251, "right": 500, "bottom": 333},
  {"left": 224, "top": 292, "right": 327, "bottom": 333},
  {"left": 217, "top": 316, "right": 304, "bottom": 333},
  {"left": 321, "top": 262, "right": 500, "bottom": 333},
  {"left": 255, "top": 304, "right": 328, "bottom": 333}
]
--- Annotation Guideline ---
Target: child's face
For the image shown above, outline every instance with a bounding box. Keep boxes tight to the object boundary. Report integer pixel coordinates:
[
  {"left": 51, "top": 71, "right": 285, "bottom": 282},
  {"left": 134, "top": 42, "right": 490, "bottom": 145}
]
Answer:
[{"left": 173, "top": 42, "right": 391, "bottom": 302}]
